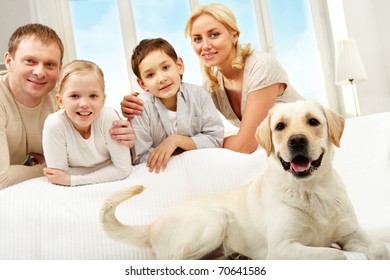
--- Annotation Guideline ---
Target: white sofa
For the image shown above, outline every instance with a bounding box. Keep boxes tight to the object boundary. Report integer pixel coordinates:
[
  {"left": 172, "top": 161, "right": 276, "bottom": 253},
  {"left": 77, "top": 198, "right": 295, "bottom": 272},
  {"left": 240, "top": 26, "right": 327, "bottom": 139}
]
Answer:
[{"left": 0, "top": 112, "right": 389, "bottom": 260}]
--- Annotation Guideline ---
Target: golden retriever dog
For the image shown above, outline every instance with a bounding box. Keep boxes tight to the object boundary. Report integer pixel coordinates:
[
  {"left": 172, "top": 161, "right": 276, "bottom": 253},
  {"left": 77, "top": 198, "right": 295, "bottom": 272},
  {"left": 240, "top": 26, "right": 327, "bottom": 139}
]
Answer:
[{"left": 100, "top": 100, "right": 389, "bottom": 260}]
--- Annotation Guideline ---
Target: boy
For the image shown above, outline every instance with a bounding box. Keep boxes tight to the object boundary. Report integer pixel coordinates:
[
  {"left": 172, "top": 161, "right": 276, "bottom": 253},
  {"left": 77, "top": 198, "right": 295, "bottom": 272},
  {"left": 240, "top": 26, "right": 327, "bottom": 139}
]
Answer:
[{"left": 130, "top": 38, "right": 224, "bottom": 173}]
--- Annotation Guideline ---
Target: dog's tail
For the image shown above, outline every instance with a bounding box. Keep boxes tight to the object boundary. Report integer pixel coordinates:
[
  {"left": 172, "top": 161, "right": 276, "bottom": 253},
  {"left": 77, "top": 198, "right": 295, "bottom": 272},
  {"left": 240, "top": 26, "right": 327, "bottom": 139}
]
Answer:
[{"left": 100, "top": 185, "right": 150, "bottom": 248}]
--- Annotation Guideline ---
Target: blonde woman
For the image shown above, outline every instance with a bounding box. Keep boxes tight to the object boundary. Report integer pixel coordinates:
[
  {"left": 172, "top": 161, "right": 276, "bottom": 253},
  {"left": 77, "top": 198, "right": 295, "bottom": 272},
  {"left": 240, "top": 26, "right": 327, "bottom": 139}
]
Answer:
[
  {"left": 121, "top": 3, "right": 303, "bottom": 154},
  {"left": 43, "top": 60, "right": 132, "bottom": 186}
]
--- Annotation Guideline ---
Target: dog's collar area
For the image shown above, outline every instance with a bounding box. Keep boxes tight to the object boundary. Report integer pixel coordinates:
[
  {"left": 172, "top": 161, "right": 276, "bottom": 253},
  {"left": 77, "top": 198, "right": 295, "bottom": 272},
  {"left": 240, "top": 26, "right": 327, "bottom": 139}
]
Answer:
[{"left": 279, "top": 153, "right": 324, "bottom": 178}]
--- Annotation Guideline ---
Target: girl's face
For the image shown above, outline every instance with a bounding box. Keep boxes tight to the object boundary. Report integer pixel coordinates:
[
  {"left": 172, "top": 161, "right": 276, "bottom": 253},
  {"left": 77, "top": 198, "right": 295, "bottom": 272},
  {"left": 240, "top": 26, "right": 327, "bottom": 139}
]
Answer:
[
  {"left": 57, "top": 72, "right": 105, "bottom": 137},
  {"left": 189, "top": 14, "right": 238, "bottom": 69},
  {"left": 137, "top": 50, "right": 184, "bottom": 111}
]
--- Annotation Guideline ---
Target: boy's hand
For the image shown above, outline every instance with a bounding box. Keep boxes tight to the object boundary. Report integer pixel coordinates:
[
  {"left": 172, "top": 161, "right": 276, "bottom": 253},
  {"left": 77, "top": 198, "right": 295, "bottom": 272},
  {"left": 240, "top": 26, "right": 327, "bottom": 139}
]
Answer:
[
  {"left": 43, "top": 168, "right": 71, "bottom": 186},
  {"left": 147, "top": 136, "right": 178, "bottom": 173},
  {"left": 121, "top": 92, "right": 144, "bottom": 119},
  {"left": 110, "top": 110, "right": 135, "bottom": 148}
]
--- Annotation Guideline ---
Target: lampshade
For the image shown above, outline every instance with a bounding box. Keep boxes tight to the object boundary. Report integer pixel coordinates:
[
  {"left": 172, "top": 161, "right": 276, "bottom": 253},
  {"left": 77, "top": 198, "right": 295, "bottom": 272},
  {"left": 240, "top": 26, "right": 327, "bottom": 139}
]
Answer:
[{"left": 335, "top": 38, "right": 368, "bottom": 85}]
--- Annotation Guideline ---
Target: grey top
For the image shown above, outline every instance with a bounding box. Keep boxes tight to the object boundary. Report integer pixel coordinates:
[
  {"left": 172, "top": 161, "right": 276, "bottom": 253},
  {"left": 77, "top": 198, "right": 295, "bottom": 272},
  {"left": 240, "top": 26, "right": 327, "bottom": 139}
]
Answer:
[{"left": 131, "top": 82, "right": 224, "bottom": 164}]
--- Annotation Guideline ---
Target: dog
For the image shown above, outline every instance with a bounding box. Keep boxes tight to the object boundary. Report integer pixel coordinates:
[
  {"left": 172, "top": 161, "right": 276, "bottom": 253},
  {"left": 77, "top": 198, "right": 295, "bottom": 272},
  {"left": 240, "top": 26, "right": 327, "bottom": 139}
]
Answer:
[{"left": 100, "top": 100, "right": 389, "bottom": 260}]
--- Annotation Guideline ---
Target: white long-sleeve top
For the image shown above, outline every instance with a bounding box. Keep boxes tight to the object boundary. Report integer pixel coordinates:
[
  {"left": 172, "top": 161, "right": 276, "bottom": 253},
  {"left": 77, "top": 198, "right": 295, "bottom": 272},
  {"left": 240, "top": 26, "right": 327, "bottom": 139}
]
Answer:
[{"left": 42, "top": 107, "right": 132, "bottom": 186}]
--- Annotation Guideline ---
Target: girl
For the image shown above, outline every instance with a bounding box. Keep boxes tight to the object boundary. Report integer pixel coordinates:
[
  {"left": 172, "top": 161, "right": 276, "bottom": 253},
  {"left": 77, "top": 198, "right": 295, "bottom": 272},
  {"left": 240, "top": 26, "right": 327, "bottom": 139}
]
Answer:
[{"left": 43, "top": 60, "right": 132, "bottom": 186}]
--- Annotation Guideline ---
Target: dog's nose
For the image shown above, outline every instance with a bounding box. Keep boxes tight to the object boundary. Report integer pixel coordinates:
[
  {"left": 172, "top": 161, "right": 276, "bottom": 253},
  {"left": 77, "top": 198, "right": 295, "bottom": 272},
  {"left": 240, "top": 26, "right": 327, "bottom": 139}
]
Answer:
[{"left": 288, "top": 134, "right": 308, "bottom": 149}]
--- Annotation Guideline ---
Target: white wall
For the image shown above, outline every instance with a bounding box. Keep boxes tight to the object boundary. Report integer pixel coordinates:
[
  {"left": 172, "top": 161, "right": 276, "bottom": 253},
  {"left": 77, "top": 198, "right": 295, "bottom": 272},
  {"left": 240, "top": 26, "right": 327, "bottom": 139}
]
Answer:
[
  {"left": 0, "top": 0, "right": 32, "bottom": 60},
  {"left": 0, "top": 0, "right": 75, "bottom": 65},
  {"left": 342, "top": 0, "right": 390, "bottom": 114}
]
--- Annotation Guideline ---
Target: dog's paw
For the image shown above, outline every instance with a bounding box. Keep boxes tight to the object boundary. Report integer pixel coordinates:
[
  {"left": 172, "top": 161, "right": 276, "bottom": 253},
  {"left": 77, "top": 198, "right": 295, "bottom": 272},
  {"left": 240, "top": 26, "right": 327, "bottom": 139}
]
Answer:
[
  {"left": 227, "top": 252, "right": 252, "bottom": 260},
  {"left": 366, "top": 243, "right": 389, "bottom": 260}
]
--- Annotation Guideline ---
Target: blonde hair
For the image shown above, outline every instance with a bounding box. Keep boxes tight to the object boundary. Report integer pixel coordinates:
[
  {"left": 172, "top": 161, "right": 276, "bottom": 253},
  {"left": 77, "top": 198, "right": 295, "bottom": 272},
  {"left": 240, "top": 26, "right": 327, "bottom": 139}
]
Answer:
[
  {"left": 8, "top": 23, "right": 64, "bottom": 62},
  {"left": 185, "top": 3, "right": 253, "bottom": 93},
  {"left": 58, "top": 60, "right": 105, "bottom": 95}
]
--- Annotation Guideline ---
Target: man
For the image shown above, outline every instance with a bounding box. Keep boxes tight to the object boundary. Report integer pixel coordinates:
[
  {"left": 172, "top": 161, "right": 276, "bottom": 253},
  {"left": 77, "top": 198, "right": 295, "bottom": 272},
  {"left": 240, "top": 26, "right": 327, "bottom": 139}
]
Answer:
[{"left": 0, "top": 23, "right": 134, "bottom": 189}]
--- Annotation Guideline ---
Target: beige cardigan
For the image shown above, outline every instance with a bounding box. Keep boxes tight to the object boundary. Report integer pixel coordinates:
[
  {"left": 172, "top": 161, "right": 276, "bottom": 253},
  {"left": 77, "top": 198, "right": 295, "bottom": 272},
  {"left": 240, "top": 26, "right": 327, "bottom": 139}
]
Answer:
[{"left": 0, "top": 72, "right": 57, "bottom": 188}]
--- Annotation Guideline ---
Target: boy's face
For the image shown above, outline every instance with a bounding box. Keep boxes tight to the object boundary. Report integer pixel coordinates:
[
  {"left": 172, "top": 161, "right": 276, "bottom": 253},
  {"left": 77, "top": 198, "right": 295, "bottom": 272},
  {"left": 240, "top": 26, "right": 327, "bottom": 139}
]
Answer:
[
  {"left": 56, "top": 72, "right": 105, "bottom": 137},
  {"left": 4, "top": 36, "right": 62, "bottom": 106},
  {"left": 137, "top": 50, "right": 184, "bottom": 110}
]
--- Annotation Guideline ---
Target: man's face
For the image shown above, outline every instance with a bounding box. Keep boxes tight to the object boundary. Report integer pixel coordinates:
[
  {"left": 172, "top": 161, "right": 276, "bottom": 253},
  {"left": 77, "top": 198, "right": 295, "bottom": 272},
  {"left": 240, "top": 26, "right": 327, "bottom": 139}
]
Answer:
[{"left": 5, "top": 36, "right": 62, "bottom": 106}]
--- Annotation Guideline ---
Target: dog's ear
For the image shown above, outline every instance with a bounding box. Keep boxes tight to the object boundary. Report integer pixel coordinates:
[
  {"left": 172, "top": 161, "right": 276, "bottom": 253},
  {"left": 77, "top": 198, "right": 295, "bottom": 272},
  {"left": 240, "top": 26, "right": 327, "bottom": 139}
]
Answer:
[
  {"left": 256, "top": 115, "right": 273, "bottom": 156},
  {"left": 323, "top": 107, "right": 345, "bottom": 147}
]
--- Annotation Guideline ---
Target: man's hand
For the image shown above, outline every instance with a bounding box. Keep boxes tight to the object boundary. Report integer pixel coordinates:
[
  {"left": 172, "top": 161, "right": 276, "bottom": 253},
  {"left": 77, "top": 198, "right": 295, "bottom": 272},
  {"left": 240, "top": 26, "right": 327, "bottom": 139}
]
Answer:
[
  {"left": 121, "top": 92, "right": 144, "bottom": 119},
  {"left": 43, "top": 168, "right": 71, "bottom": 186},
  {"left": 24, "top": 153, "right": 45, "bottom": 166}
]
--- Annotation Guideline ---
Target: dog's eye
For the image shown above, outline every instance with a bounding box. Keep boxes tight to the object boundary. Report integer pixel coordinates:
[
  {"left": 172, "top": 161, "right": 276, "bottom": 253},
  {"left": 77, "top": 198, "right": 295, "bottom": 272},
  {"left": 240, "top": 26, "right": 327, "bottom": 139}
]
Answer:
[
  {"left": 275, "top": 122, "right": 285, "bottom": 131},
  {"left": 308, "top": 118, "right": 320, "bottom": 126}
]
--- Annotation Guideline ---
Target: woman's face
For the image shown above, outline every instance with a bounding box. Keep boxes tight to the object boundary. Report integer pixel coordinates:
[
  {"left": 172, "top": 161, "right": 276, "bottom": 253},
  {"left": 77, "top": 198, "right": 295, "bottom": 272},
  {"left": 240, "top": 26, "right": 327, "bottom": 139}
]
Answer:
[{"left": 189, "top": 14, "right": 238, "bottom": 68}]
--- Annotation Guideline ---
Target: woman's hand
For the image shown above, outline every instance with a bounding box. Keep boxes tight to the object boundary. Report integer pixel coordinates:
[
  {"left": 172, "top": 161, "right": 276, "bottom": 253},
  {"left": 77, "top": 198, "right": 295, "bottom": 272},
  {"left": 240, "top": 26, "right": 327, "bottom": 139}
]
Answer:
[
  {"left": 43, "top": 168, "right": 71, "bottom": 186},
  {"left": 223, "top": 83, "right": 282, "bottom": 154},
  {"left": 121, "top": 92, "right": 144, "bottom": 119},
  {"left": 223, "top": 134, "right": 259, "bottom": 154}
]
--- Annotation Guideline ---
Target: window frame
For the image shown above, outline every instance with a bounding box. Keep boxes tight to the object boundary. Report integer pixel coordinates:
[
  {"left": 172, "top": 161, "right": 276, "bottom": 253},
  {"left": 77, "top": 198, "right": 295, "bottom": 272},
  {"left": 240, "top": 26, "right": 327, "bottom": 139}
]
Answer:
[
  {"left": 31, "top": 0, "right": 342, "bottom": 113},
  {"left": 29, "top": 0, "right": 77, "bottom": 64}
]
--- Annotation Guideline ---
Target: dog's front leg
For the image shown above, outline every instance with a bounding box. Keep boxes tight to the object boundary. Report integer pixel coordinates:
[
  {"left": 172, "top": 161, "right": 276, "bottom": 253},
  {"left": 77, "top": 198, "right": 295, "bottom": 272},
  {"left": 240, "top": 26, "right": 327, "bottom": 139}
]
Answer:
[
  {"left": 338, "top": 228, "right": 389, "bottom": 260},
  {"left": 267, "top": 241, "right": 347, "bottom": 260}
]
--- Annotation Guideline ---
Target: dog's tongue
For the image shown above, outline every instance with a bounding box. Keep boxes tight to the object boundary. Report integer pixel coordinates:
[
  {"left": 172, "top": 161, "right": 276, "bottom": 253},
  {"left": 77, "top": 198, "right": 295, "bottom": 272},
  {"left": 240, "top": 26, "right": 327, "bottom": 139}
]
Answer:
[{"left": 291, "top": 156, "right": 310, "bottom": 172}]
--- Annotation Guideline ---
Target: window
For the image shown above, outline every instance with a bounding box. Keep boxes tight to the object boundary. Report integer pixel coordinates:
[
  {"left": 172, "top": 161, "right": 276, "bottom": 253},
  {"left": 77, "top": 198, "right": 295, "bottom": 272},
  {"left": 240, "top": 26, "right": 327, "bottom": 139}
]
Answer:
[
  {"left": 68, "top": 0, "right": 129, "bottom": 112},
  {"left": 67, "top": 0, "right": 337, "bottom": 114},
  {"left": 268, "top": 0, "right": 328, "bottom": 105},
  {"left": 131, "top": 0, "right": 201, "bottom": 85},
  {"left": 198, "top": 0, "right": 261, "bottom": 51}
]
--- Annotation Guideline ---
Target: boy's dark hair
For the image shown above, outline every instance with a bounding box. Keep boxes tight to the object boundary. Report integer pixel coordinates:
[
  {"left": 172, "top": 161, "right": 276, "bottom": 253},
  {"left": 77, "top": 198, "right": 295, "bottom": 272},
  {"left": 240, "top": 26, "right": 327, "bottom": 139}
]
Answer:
[{"left": 131, "top": 38, "right": 178, "bottom": 79}]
